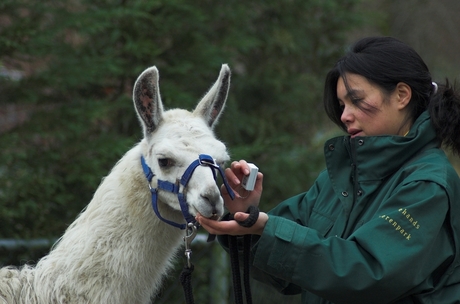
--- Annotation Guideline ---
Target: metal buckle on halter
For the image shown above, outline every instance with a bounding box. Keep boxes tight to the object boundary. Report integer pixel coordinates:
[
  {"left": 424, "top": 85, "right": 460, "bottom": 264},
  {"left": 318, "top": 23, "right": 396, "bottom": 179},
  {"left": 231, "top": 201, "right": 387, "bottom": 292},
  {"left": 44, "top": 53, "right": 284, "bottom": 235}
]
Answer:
[{"left": 198, "top": 154, "right": 216, "bottom": 166}]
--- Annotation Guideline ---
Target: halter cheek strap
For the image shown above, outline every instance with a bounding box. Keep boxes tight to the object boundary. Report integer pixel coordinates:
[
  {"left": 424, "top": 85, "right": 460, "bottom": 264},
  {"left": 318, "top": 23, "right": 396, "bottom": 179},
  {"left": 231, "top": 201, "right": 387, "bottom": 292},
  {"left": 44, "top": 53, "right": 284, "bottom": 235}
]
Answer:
[{"left": 141, "top": 154, "right": 235, "bottom": 230}]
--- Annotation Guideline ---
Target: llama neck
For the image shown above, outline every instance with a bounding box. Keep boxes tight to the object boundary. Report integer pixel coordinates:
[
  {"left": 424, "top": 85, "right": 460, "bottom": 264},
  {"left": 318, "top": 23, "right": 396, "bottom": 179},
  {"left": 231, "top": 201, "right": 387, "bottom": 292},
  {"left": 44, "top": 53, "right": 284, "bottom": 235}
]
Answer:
[{"left": 34, "top": 144, "right": 187, "bottom": 303}]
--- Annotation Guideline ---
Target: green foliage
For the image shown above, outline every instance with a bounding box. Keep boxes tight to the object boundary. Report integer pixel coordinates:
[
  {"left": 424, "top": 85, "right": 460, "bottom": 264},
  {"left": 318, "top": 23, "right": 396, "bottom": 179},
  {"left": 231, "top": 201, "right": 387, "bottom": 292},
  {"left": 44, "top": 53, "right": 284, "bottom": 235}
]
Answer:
[
  {"left": 0, "top": 0, "right": 360, "bottom": 243},
  {"left": 0, "top": 98, "right": 136, "bottom": 238}
]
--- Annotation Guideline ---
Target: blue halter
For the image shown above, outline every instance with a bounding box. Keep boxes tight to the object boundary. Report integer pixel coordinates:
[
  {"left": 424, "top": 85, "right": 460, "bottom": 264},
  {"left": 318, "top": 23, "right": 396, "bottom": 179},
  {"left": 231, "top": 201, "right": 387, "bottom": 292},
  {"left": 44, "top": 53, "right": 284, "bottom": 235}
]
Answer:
[{"left": 140, "top": 154, "right": 235, "bottom": 230}]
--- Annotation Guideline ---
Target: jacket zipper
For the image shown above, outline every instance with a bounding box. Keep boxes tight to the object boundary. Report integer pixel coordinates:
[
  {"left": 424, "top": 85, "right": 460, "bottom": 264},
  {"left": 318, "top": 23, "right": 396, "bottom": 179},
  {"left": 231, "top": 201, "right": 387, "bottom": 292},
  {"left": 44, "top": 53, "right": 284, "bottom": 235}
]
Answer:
[{"left": 342, "top": 138, "right": 359, "bottom": 236}]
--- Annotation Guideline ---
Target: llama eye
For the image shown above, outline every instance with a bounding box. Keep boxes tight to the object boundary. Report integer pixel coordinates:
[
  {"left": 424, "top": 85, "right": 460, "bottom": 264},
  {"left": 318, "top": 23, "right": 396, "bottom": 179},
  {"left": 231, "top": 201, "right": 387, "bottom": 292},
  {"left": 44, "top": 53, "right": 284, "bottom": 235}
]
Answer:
[{"left": 158, "top": 158, "right": 173, "bottom": 168}]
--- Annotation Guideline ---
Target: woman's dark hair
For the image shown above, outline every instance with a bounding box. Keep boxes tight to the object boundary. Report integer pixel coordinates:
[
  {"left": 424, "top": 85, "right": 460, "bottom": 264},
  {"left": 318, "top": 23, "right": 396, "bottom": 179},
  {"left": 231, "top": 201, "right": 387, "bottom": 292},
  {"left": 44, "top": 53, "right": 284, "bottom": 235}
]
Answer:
[{"left": 324, "top": 36, "right": 460, "bottom": 154}]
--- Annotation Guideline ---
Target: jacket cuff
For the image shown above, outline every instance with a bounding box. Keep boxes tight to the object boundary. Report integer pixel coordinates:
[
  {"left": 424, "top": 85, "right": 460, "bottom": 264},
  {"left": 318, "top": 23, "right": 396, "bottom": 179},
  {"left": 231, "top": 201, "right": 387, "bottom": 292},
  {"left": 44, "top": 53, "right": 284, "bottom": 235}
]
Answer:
[{"left": 253, "top": 215, "right": 309, "bottom": 281}]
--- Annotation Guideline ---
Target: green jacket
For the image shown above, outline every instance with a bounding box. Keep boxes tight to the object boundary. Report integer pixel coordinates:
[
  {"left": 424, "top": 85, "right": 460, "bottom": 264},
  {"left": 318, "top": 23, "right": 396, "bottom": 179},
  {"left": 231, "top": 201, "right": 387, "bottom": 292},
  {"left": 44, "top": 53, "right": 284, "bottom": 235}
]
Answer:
[{"left": 251, "top": 111, "right": 460, "bottom": 303}]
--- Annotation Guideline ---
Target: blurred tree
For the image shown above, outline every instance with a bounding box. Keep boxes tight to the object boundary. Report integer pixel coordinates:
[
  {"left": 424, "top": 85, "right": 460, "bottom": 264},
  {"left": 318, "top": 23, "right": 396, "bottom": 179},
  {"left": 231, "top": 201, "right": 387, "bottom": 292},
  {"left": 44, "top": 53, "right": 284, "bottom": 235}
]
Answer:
[
  {"left": 0, "top": 0, "right": 360, "bottom": 243},
  {"left": 348, "top": 0, "right": 460, "bottom": 81}
]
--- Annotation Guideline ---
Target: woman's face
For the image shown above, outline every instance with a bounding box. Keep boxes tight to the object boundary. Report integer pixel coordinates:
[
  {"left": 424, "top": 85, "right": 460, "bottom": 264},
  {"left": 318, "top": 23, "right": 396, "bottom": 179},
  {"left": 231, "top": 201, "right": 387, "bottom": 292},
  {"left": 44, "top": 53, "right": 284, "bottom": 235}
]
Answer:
[{"left": 337, "top": 73, "right": 411, "bottom": 138}]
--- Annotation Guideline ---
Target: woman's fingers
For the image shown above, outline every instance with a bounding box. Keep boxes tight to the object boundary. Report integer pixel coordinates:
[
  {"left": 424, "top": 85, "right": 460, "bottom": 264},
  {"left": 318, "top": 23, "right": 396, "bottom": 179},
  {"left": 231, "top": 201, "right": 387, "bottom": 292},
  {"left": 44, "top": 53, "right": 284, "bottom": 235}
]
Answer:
[
  {"left": 196, "top": 212, "right": 268, "bottom": 236},
  {"left": 196, "top": 213, "right": 244, "bottom": 235}
]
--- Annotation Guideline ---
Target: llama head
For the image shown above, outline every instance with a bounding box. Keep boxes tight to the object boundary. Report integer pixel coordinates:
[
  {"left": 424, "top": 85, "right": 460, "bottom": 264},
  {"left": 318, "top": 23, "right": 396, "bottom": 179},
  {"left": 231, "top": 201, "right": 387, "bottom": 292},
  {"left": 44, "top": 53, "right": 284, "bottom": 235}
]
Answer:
[{"left": 132, "top": 64, "right": 231, "bottom": 221}]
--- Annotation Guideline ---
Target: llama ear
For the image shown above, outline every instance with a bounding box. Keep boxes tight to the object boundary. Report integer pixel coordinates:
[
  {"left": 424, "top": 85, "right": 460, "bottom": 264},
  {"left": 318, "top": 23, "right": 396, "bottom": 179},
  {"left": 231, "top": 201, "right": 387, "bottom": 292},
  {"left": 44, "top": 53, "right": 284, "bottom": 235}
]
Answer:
[
  {"left": 193, "top": 64, "right": 231, "bottom": 128},
  {"left": 133, "top": 66, "right": 164, "bottom": 137}
]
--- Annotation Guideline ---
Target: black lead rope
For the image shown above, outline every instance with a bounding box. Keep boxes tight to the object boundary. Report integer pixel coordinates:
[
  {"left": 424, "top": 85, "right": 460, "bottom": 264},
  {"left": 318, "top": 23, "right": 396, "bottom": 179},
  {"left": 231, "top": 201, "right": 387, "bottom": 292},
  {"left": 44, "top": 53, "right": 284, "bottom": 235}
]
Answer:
[
  {"left": 180, "top": 263, "right": 195, "bottom": 304},
  {"left": 228, "top": 205, "right": 259, "bottom": 304},
  {"left": 180, "top": 206, "right": 259, "bottom": 304},
  {"left": 180, "top": 223, "right": 198, "bottom": 304}
]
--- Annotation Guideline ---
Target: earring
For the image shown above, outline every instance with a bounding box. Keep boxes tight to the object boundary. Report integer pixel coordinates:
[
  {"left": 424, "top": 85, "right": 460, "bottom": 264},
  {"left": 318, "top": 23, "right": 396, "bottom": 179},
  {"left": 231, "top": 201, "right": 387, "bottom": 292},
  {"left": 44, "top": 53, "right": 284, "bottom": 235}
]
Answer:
[{"left": 432, "top": 82, "right": 438, "bottom": 94}]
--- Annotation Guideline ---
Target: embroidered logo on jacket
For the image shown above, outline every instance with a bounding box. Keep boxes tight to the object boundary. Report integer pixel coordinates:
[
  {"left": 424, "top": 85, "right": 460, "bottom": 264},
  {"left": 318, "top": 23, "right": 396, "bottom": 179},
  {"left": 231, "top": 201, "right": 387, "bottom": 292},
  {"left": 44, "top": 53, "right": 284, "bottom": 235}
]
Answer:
[{"left": 378, "top": 209, "right": 420, "bottom": 241}]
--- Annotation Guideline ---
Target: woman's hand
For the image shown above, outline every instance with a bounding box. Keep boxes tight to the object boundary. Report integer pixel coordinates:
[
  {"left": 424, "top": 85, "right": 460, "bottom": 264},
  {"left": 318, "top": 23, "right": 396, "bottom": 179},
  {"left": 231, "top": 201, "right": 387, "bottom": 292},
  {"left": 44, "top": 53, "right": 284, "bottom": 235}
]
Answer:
[
  {"left": 196, "top": 211, "right": 269, "bottom": 236},
  {"left": 221, "top": 160, "right": 264, "bottom": 214},
  {"left": 199, "top": 159, "right": 267, "bottom": 236}
]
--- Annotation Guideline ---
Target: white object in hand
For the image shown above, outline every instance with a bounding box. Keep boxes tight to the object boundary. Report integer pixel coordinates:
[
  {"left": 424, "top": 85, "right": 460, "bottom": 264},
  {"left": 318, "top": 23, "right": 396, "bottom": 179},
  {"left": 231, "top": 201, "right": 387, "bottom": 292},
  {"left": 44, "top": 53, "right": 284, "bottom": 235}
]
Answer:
[{"left": 241, "top": 163, "right": 258, "bottom": 191}]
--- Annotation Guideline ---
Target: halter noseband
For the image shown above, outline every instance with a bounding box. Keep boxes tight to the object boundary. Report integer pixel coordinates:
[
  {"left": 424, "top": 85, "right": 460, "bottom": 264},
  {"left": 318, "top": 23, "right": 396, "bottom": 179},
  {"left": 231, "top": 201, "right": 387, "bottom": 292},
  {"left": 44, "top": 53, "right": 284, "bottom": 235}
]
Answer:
[{"left": 140, "top": 154, "right": 235, "bottom": 230}]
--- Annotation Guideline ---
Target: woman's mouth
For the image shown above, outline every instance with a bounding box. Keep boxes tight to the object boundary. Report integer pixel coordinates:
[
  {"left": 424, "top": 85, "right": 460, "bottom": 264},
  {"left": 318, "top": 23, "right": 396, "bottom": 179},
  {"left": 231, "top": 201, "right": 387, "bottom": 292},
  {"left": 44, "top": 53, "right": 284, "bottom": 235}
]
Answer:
[{"left": 348, "top": 129, "right": 362, "bottom": 138}]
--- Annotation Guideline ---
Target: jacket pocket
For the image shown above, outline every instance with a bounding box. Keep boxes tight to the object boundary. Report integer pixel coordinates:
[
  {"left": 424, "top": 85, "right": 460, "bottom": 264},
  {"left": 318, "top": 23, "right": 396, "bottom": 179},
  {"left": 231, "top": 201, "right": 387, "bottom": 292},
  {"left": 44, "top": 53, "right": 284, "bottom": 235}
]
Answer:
[{"left": 308, "top": 208, "right": 334, "bottom": 237}]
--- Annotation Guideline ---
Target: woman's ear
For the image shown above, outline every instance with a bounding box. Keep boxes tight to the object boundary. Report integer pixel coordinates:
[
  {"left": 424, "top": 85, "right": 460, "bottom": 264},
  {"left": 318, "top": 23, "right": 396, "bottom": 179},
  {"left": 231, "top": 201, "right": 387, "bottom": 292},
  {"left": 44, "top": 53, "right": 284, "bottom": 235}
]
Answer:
[{"left": 395, "top": 82, "right": 412, "bottom": 110}]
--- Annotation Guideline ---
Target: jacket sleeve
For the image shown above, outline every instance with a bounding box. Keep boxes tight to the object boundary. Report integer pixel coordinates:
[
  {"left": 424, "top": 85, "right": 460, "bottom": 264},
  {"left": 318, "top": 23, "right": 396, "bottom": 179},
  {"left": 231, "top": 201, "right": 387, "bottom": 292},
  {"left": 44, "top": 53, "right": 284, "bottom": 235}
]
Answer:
[{"left": 251, "top": 180, "right": 454, "bottom": 304}]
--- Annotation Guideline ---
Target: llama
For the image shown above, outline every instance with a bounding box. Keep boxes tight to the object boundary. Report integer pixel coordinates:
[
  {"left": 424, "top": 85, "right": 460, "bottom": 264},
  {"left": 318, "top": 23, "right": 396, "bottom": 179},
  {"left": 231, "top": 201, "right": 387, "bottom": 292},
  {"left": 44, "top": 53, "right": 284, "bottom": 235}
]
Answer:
[{"left": 0, "top": 64, "right": 232, "bottom": 303}]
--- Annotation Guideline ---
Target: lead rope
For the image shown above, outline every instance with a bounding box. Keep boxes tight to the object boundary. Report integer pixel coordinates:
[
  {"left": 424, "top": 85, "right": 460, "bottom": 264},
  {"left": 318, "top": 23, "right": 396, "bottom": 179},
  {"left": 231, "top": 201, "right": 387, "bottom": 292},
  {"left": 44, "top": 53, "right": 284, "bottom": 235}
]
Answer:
[
  {"left": 227, "top": 205, "right": 260, "bottom": 304},
  {"left": 180, "top": 264, "right": 195, "bottom": 303},
  {"left": 181, "top": 223, "right": 198, "bottom": 304},
  {"left": 180, "top": 206, "right": 259, "bottom": 304}
]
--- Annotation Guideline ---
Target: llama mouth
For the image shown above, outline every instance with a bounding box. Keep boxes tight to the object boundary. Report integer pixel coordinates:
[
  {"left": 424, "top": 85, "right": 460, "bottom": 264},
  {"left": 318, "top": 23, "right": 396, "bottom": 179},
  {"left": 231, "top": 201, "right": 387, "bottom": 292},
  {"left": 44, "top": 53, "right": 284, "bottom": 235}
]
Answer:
[{"left": 209, "top": 214, "right": 219, "bottom": 221}]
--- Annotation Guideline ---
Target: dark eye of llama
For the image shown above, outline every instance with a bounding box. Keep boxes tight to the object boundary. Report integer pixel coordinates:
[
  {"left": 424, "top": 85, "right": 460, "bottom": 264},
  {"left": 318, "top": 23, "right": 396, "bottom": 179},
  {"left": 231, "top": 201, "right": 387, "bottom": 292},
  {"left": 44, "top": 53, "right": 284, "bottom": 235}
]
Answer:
[{"left": 158, "top": 158, "right": 174, "bottom": 168}]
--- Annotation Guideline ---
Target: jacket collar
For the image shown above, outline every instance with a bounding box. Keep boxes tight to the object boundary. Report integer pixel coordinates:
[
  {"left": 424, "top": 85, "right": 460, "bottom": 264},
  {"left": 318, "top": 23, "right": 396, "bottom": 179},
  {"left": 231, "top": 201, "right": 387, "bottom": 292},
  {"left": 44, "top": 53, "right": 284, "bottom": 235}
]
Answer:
[{"left": 325, "top": 111, "right": 439, "bottom": 182}]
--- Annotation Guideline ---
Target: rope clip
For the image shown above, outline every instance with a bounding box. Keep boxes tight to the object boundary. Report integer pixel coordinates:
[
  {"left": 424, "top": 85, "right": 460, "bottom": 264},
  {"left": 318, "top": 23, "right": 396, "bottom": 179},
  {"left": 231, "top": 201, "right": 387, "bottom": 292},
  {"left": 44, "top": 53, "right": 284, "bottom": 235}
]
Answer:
[{"left": 184, "top": 222, "right": 198, "bottom": 268}]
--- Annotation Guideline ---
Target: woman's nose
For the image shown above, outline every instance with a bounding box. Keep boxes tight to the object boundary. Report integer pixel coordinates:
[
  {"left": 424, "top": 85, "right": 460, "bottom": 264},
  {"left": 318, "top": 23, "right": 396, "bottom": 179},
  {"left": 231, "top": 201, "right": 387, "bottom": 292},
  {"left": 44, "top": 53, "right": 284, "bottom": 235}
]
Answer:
[{"left": 340, "top": 106, "right": 353, "bottom": 124}]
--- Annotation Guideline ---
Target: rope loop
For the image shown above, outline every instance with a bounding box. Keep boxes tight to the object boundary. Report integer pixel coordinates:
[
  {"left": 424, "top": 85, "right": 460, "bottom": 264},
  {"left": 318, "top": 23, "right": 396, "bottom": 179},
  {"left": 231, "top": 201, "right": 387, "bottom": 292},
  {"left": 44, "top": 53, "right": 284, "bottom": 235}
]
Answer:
[{"left": 235, "top": 205, "right": 259, "bottom": 227}]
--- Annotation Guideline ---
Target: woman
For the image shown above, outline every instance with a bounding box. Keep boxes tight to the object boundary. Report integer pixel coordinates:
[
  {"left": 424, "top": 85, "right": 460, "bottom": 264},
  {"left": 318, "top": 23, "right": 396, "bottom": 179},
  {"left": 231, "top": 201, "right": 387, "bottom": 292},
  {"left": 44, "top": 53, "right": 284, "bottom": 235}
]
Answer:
[{"left": 196, "top": 36, "right": 460, "bottom": 303}]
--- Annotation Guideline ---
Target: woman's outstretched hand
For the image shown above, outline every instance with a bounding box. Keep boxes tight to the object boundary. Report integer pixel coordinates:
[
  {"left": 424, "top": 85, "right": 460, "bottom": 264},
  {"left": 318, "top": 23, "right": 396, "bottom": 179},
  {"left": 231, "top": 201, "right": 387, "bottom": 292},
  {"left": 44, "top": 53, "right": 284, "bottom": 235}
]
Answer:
[
  {"left": 196, "top": 211, "right": 269, "bottom": 236},
  {"left": 196, "top": 159, "right": 268, "bottom": 236}
]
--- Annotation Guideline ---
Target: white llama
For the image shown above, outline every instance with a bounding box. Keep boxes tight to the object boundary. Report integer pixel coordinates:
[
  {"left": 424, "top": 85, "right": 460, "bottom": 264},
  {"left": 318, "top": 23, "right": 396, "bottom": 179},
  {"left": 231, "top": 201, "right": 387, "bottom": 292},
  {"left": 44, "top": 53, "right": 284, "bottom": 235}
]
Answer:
[{"left": 0, "top": 64, "right": 232, "bottom": 303}]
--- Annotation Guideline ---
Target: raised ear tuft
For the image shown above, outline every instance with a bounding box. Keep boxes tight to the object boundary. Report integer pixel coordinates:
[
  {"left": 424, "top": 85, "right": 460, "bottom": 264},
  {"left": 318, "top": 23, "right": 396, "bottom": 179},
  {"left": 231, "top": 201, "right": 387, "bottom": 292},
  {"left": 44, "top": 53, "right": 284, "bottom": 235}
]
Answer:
[
  {"left": 193, "top": 64, "right": 231, "bottom": 128},
  {"left": 133, "top": 66, "right": 164, "bottom": 137}
]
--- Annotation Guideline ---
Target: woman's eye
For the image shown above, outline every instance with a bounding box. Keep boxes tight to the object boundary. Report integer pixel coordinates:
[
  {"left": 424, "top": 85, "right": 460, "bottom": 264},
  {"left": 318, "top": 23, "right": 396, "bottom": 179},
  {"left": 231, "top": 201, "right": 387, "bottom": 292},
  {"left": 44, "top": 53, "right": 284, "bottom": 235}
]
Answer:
[
  {"left": 351, "top": 97, "right": 363, "bottom": 105},
  {"left": 158, "top": 158, "right": 173, "bottom": 168}
]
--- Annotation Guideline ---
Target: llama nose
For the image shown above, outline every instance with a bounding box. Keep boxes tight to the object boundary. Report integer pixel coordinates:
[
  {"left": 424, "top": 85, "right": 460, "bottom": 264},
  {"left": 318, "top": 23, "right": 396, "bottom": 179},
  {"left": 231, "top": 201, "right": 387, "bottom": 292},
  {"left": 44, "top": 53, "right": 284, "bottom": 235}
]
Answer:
[
  {"left": 201, "top": 192, "right": 220, "bottom": 213},
  {"left": 202, "top": 189, "right": 221, "bottom": 203}
]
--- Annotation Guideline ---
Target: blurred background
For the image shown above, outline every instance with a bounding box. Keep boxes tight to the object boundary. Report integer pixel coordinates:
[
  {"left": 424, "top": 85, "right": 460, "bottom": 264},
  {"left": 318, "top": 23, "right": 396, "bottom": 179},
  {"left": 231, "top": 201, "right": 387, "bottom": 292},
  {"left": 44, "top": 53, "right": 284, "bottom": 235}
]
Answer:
[{"left": 1, "top": 0, "right": 459, "bottom": 303}]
